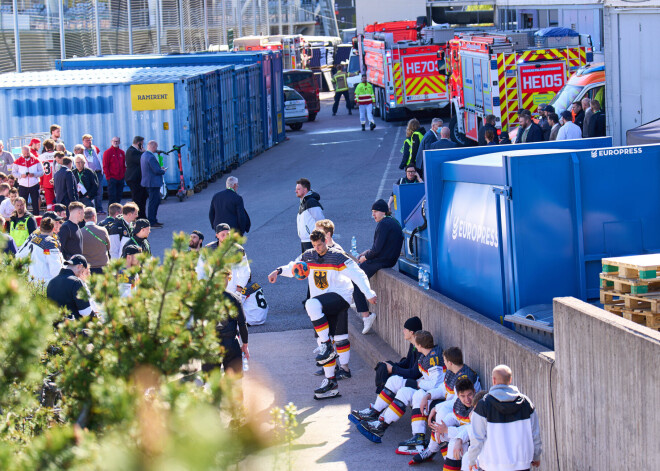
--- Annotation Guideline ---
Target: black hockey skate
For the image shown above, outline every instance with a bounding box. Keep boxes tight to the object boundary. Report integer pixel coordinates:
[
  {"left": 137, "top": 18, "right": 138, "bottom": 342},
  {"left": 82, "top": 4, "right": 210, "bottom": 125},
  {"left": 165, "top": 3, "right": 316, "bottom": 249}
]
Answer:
[
  {"left": 315, "top": 340, "right": 338, "bottom": 366},
  {"left": 357, "top": 417, "right": 388, "bottom": 443},
  {"left": 313, "top": 378, "right": 340, "bottom": 400},
  {"left": 348, "top": 405, "right": 380, "bottom": 425},
  {"left": 408, "top": 447, "right": 436, "bottom": 466},
  {"left": 396, "top": 433, "right": 426, "bottom": 455},
  {"left": 336, "top": 367, "right": 351, "bottom": 380}
]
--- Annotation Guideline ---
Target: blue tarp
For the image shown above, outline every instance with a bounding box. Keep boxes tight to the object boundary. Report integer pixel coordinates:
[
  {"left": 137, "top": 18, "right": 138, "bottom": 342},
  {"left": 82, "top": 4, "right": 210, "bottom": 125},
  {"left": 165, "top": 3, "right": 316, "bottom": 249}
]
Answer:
[{"left": 534, "top": 27, "right": 579, "bottom": 37}]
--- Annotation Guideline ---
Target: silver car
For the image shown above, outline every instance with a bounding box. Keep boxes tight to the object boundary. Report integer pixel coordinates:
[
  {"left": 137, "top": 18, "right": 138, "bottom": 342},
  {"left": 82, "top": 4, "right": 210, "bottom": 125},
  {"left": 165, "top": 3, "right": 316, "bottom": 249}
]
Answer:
[{"left": 284, "top": 86, "right": 308, "bottom": 131}]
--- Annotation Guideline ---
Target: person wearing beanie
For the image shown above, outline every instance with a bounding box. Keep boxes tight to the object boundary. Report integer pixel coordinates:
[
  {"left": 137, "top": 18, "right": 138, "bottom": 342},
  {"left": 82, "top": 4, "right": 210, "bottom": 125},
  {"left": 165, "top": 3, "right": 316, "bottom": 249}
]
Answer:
[
  {"left": 354, "top": 199, "right": 404, "bottom": 334},
  {"left": 372, "top": 316, "right": 424, "bottom": 394}
]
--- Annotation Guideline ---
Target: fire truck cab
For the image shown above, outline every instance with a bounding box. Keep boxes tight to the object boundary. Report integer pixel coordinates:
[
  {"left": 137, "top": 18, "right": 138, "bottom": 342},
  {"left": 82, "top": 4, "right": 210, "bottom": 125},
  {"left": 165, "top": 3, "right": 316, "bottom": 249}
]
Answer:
[{"left": 447, "top": 31, "right": 593, "bottom": 145}]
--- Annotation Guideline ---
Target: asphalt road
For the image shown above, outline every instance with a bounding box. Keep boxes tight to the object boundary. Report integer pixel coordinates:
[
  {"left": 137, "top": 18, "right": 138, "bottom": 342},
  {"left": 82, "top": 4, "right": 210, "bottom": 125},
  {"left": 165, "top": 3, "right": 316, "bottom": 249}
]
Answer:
[{"left": 149, "top": 93, "right": 407, "bottom": 333}]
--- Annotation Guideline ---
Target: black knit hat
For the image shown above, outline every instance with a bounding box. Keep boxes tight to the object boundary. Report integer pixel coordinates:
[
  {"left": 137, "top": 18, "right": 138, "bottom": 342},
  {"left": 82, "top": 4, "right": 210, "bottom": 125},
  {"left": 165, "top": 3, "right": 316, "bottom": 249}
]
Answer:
[
  {"left": 133, "top": 219, "right": 151, "bottom": 233},
  {"left": 403, "top": 316, "right": 422, "bottom": 333},
  {"left": 372, "top": 199, "right": 388, "bottom": 213}
]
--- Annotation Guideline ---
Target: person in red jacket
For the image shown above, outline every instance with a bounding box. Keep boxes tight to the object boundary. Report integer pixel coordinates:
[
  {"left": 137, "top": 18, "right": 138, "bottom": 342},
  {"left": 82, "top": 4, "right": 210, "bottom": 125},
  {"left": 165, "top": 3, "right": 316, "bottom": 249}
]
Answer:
[
  {"left": 29, "top": 138, "right": 41, "bottom": 158},
  {"left": 39, "top": 139, "right": 57, "bottom": 211},
  {"left": 102, "top": 137, "right": 126, "bottom": 205}
]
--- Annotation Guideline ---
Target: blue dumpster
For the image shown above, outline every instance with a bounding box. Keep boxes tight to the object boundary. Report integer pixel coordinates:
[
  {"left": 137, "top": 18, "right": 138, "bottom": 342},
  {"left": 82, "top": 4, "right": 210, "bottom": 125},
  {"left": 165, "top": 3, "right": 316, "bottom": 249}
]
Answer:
[
  {"left": 421, "top": 139, "right": 660, "bottom": 325},
  {"left": 56, "top": 51, "right": 286, "bottom": 149},
  {"left": 0, "top": 66, "right": 227, "bottom": 191}
]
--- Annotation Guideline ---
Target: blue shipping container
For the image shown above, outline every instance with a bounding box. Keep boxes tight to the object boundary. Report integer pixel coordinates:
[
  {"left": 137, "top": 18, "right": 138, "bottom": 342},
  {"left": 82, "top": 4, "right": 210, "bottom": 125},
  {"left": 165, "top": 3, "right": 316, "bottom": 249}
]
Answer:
[
  {"left": 0, "top": 66, "right": 225, "bottom": 191},
  {"left": 56, "top": 52, "right": 286, "bottom": 148},
  {"left": 421, "top": 139, "right": 660, "bottom": 325}
]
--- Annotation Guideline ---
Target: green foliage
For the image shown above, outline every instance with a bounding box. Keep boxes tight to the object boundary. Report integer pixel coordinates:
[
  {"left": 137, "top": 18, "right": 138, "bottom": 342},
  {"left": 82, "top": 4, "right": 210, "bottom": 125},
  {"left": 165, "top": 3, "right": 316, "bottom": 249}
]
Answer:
[{"left": 0, "top": 232, "right": 290, "bottom": 469}]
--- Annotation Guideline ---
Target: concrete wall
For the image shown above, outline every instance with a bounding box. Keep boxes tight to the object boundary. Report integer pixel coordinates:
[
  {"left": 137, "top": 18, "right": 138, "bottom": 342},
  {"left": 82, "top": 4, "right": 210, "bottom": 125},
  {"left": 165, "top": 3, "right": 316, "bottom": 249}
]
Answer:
[
  {"left": 367, "top": 269, "right": 660, "bottom": 469},
  {"left": 369, "top": 269, "right": 558, "bottom": 471},
  {"left": 553, "top": 297, "right": 660, "bottom": 470}
]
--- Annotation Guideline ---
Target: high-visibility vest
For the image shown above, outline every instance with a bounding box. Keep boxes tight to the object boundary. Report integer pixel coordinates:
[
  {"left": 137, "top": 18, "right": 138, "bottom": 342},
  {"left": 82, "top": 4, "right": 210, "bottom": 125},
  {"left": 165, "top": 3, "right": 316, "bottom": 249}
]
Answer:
[
  {"left": 404, "top": 131, "right": 424, "bottom": 165},
  {"left": 333, "top": 72, "right": 348, "bottom": 92},
  {"left": 9, "top": 218, "right": 30, "bottom": 247},
  {"left": 355, "top": 83, "right": 375, "bottom": 106}
]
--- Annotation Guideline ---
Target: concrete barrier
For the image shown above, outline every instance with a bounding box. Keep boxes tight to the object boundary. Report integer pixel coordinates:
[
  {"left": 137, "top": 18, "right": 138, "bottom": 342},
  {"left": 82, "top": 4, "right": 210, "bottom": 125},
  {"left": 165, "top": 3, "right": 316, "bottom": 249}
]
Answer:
[
  {"left": 368, "top": 269, "right": 558, "bottom": 471},
  {"left": 553, "top": 297, "right": 660, "bottom": 470},
  {"left": 358, "top": 268, "right": 660, "bottom": 469}
]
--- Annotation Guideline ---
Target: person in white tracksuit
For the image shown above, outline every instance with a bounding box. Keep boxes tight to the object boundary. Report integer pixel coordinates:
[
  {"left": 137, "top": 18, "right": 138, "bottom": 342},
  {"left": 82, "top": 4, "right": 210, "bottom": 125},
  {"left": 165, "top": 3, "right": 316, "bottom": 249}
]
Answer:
[{"left": 354, "top": 74, "right": 376, "bottom": 131}]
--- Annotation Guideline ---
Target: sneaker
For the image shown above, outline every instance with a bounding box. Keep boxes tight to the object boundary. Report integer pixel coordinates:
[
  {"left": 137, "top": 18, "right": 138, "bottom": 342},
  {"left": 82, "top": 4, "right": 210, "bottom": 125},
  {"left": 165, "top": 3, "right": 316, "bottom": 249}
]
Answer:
[
  {"left": 315, "top": 340, "right": 338, "bottom": 366},
  {"left": 152, "top": 222, "right": 164, "bottom": 228},
  {"left": 314, "top": 377, "right": 339, "bottom": 399},
  {"left": 351, "top": 406, "right": 380, "bottom": 422},
  {"left": 409, "top": 448, "right": 435, "bottom": 465},
  {"left": 360, "top": 418, "right": 388, "bottom": 437},
  {"left": 336, "top": 366, "right": 352, "bottom": 380},
  {"left": 362, "top": 124, "right": 366, "bottom": 131},
  {"left": 370, "top": 122, "right": 376, "bottom": 131},
  {"left": 362, "top": 313, "right": 377, "bottom": 334}
]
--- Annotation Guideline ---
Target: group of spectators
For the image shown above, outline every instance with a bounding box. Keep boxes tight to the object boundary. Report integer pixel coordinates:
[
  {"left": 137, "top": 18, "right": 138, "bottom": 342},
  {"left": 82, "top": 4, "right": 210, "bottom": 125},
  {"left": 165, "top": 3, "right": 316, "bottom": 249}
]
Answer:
[
  {"left": 513, "top": 98, "right": 606, "bottom": 144},
  {"left": 0, "top": 126, "right": 169, "bottom": 231}
]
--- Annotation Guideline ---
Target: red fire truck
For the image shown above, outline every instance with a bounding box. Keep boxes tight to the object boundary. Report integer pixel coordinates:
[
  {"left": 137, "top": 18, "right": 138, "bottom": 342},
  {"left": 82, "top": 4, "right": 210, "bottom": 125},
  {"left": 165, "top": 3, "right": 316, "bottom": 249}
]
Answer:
[
  {"left": 446, "top": 31, "right": 593, "bottom": 144},
  {"left": 355, "top": 21, "right": 450, "bottom": 121}
]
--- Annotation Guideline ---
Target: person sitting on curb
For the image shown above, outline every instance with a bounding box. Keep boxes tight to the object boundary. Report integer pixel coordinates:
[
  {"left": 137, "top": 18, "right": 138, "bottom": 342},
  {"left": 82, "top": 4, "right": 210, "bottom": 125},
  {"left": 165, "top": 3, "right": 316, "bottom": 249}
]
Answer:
[
  {"left": 373, "top": 316, "right": 423, "bottom": 394},
  {"left": 355, "top": 199, "right": 404, "bottom": 334}
]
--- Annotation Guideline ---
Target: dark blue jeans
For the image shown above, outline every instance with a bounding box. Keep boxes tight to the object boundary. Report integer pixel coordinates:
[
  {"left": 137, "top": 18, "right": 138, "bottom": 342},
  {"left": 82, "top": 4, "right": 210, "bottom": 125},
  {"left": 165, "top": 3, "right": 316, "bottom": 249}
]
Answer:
[
  {"left": 107, "top": 178, "right": 124, "bottom": 205},
  {"left": 147, "top": 187, "right": 161, "bottom": 224},
  {"left": 94, "top": 171, "right": 104, "bottom": 212}
]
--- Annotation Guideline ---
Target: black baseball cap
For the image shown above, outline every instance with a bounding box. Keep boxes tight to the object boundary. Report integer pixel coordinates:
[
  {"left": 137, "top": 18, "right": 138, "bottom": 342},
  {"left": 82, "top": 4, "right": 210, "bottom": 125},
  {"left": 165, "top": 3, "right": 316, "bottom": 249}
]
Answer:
[
  {"left": 133, "top": 219, "right": 151, "bottom": 233},
  {"left": 215, "top": 223, "right": 230, "bottom": 233},
  {"left": 42, "top": 211, "right": 64, "bottom": 222},
  {"left": 53, "top": 204, "right": 67, "bottom": 213},
  {"left": 65, "top": 254, "right": 88, "bottom": 268},
  {"left": 191, "top": 230, "right": 205, "bottom": 240}
]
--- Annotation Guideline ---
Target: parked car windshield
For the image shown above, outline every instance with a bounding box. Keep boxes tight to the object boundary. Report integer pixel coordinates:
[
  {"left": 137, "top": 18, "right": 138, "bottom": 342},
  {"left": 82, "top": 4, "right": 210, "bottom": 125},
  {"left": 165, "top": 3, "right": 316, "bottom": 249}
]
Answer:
[{"left": 285, "top": 88, "right": 304, "bottom": 102}]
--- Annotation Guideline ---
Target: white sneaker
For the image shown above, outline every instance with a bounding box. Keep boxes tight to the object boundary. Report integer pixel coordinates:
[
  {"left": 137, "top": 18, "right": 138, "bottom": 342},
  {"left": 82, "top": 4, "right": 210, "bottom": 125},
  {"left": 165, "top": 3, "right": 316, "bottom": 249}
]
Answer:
[{"left": 362, "top": 313, "right": 377, "bottom": 334}]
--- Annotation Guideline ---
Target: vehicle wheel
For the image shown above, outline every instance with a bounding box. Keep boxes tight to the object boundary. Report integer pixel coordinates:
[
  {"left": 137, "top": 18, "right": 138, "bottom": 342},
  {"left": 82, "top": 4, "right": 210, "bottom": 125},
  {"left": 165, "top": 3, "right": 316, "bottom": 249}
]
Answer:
[
  {"left": 289, "top": 123, "right": 303, "bottom": 131},
  {"left": 308, "top": 112, "right": 317, "bottom": 122},
  {"left": 449, "top": 115, "right": 469, "bottom": 146}
]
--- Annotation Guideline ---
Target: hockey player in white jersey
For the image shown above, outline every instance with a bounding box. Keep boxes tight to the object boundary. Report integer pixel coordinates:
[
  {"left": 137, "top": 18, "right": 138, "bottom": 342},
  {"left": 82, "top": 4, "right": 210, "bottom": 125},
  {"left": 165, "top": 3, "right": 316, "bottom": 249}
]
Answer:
[{"left": 268, "top": 230, "right": 376, "bottom": 399}]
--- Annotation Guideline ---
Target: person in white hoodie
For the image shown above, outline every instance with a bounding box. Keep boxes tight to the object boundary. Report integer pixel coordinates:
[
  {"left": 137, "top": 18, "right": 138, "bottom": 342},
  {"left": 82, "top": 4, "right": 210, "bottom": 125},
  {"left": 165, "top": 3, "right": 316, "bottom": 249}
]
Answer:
[
  {"left": 465, "top": 365, "right": 542, "bottom": 471},
  {"left": 16, "top": 216, "right": 63, "bottom": 283}
]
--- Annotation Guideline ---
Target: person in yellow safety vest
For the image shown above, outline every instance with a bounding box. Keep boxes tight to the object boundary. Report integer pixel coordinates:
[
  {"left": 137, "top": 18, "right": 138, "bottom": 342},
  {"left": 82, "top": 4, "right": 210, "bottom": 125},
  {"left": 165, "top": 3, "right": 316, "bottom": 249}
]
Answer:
[
  {"left": 399, "top": 119, "right": 426, "bottom": 176},
  {"left": 7, "top": 197, "right": 37, "bottom": 248},
  {"left": 332, "top": 64, "right": 352, "bottom": 116},
  {"left": 355, "top": 74, "right": 377, "bottom": 131}
]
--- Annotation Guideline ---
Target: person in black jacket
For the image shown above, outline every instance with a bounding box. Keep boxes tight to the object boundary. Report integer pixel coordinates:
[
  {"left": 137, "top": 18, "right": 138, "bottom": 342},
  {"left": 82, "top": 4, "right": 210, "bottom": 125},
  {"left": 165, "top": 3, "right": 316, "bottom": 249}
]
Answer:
[
  {"left": 572, "top": 101, "right": 585, "bottom": 130},
  {"left": 125, "top": 136, "right": 148, "bottom": 219},
  {"left": 54, "top": 155, "right": 77, "bottom": 207},
  {"left": 73, "top": 156, "right": 99, "bottom": 207},
  {"left": 477, "top": 115, "right": 500, "bottom": 146},
  {"left": 201, "top": 289, "right": 249, "bottom": 377},
  {"left": 515, "top": 110, "right": 544, "bottom": 144},
  {"left": 208, "top": 176, "right": 251, "bottom": 236},
  {"left": 59, "top": 202, "right": 84, "bottom": 260},
  {"left": 429, "top": 126, "right": 457, "bottom": 150},
  {"left": 355, "top": 199, "right": 404, "bottom": 334},
  {"left": 588, "top": 100, "right": 606, "bottom": 137},
  {"left": 374, "top": 316, "right": 423, "bottom": 393}
]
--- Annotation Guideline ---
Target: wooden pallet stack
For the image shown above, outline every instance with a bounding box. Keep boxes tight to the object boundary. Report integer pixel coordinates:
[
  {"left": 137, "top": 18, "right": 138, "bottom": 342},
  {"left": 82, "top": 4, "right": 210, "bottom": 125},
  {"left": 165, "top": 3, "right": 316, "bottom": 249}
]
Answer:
[{"left": 599, "top": 254, "right": 660, "bottom": 330}]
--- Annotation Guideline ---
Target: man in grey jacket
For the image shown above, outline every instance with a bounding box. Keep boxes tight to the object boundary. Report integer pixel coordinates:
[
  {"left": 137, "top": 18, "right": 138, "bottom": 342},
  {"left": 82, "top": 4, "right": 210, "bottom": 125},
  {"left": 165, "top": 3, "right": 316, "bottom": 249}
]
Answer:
[
  {"left": 140, "top": 140, "right": 166, "bottom": 228},
  {"left": 465, "top": 365, "right": 542, "bottom": 471}
]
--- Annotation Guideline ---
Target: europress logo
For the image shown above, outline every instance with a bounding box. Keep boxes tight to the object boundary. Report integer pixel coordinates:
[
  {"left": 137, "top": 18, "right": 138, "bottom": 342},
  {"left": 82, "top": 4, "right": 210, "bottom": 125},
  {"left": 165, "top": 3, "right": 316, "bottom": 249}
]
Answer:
[
  {"left": 591, "top": 147, "right": 642, "bottom": 158},
  {"left": 451, "top": 215, "right": 498, "bottom": 248}
]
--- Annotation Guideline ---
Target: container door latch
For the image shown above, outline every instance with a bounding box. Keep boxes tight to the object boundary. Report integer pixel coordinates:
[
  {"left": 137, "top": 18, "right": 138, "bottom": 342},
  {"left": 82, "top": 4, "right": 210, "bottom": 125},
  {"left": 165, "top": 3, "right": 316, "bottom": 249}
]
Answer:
[{"left": 492, "top": 186, "right": 512, "bottom": 199}]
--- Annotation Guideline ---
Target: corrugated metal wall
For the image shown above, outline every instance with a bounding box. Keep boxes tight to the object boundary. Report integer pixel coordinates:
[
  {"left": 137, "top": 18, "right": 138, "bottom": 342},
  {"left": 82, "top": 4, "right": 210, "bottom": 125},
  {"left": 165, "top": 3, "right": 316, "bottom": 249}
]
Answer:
[{"left": 0, "top": 0, "right": 273, "bottom": 73}]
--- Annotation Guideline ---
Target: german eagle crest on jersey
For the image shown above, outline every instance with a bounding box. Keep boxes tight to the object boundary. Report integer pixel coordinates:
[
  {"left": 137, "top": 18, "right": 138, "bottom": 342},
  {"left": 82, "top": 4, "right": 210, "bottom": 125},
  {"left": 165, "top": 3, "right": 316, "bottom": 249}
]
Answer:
[{"left": 314, "top": 270, "right": 328, "bottom": 289}]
